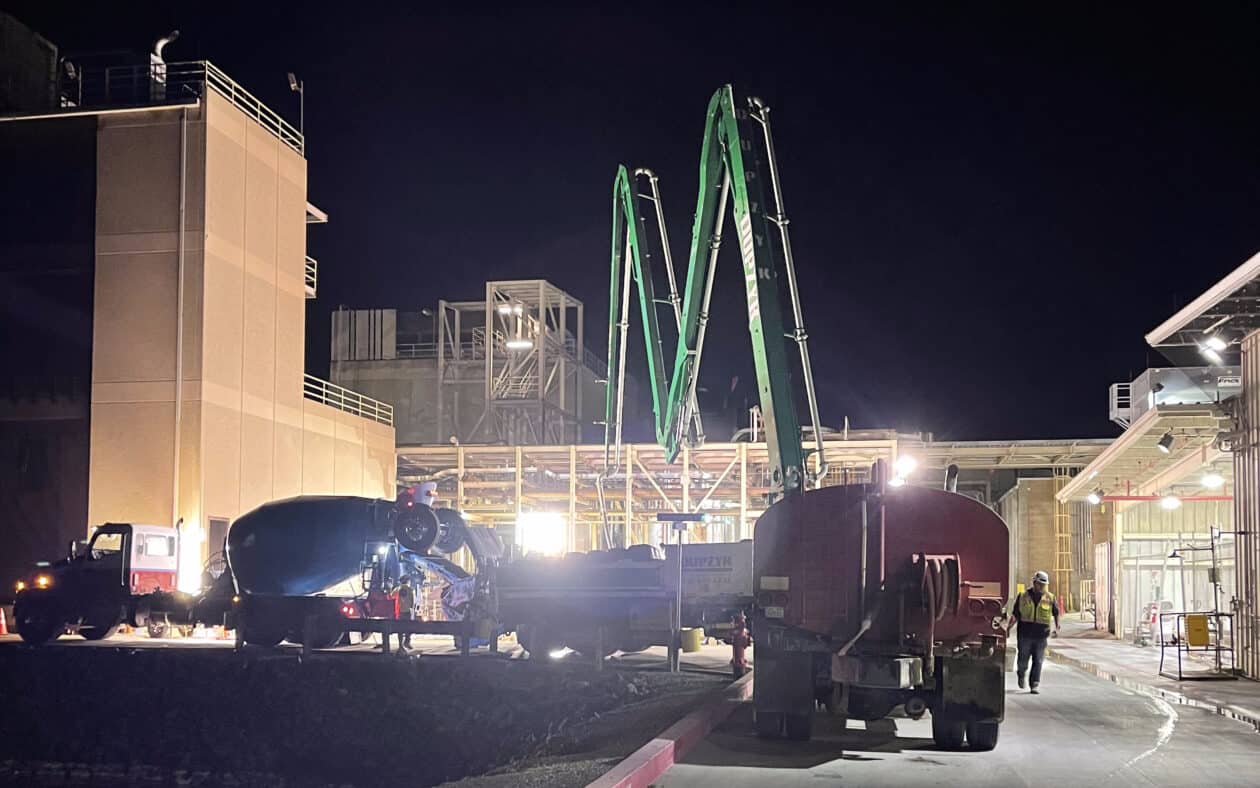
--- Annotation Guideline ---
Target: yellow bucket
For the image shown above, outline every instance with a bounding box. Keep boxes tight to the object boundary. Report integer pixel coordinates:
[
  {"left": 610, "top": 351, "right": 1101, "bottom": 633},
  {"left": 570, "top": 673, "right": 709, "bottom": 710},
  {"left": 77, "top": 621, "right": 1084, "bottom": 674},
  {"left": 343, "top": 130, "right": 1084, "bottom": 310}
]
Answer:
[{"left": 681, "top": 627, "right": 704, "bottom": 653}]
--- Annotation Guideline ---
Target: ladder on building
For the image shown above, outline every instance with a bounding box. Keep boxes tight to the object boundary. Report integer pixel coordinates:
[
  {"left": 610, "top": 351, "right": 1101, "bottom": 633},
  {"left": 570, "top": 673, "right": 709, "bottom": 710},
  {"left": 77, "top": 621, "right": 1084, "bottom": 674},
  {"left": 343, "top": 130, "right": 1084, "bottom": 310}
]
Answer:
[{"left": 1052, "top": 467, "right": 1075, "bottom": 612}]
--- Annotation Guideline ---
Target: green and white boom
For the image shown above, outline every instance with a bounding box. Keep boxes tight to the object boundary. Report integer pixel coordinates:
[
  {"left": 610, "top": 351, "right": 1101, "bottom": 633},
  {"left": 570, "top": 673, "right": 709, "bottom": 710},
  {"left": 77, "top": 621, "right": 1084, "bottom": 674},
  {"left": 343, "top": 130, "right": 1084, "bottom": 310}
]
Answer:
[{"left": 599, "top": 85, "right": 827, "bottom": 544}]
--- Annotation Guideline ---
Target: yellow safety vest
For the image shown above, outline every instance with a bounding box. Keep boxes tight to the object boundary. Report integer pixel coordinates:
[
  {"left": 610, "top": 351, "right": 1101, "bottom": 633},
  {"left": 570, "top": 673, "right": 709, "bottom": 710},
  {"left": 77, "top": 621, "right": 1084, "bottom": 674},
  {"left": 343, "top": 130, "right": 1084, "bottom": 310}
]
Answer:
[{"left": 1017, "top": 591, "right": 1055, "bottom": 626}]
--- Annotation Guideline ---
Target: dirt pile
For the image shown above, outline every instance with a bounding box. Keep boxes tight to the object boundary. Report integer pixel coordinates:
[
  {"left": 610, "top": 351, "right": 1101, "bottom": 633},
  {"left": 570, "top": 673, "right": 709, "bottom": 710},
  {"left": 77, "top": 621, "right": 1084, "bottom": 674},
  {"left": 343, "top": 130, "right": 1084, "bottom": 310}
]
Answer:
[{"left": 0, "top": 647, "right": 710, "bottom": 786}]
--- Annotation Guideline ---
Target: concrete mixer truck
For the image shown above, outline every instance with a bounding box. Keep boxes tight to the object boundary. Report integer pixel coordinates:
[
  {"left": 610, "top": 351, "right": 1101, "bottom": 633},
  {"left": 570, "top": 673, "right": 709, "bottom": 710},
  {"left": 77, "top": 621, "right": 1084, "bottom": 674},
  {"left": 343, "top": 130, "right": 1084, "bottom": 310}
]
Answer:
[{"left": 11, "top": 489, "right": 503, "bottom": 649}]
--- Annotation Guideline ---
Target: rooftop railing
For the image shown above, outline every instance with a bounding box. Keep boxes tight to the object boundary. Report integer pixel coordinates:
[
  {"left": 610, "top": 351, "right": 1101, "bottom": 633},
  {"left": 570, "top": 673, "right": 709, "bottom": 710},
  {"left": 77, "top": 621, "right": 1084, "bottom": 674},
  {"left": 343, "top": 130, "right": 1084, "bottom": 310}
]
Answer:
[
  {"left": 58, "top": 60, "right": 303, "bottom": 155},
  {"left": 303, "top": 374, "right": 393, "bottom": 426}
]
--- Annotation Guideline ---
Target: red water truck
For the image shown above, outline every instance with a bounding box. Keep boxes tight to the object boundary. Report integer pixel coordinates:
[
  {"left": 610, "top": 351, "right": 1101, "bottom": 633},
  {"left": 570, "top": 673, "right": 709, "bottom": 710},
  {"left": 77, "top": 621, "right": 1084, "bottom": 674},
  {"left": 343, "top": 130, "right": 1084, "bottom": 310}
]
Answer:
[{"left": 752, "top": 464, "right": 1009, "bottom": 749}]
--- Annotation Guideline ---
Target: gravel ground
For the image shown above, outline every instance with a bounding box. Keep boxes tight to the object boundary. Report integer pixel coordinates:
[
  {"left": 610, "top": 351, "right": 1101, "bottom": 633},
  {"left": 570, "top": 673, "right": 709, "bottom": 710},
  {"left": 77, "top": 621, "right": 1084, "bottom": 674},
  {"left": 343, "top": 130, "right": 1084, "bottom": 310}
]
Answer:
[
  {"left": 0, "top": 646, "right": 723, "bottom": 787},
  {"left": 436, "top": 671, "right": 725, "bottom": 788}
]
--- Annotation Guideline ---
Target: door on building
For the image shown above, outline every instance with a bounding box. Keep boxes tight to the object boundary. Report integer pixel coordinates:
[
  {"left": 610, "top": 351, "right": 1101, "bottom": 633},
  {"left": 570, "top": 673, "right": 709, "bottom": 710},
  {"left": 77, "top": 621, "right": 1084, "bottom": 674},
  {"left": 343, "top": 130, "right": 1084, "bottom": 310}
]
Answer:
[
  {"left": 1094, "top": 542, "right": 1112, "bottom": 633},
  {"left": 208, "top": 518, "right": 229, "bottom": 578}
]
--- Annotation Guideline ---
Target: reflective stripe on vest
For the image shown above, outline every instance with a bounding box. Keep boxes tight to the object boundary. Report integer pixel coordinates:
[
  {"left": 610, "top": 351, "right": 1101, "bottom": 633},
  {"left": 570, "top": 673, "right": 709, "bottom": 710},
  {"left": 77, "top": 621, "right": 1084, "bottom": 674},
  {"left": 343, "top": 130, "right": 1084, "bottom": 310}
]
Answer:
[{"left": 1018, "top": 591, "right": 1055, "bottom": 626}]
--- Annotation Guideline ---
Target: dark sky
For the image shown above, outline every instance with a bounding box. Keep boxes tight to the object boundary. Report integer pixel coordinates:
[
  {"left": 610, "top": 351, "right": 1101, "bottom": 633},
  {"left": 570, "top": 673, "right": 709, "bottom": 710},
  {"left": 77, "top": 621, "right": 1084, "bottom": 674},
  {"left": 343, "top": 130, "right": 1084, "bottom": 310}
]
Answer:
[{"left": 12, "top": 3, "right": 1260, "bottom": 440}]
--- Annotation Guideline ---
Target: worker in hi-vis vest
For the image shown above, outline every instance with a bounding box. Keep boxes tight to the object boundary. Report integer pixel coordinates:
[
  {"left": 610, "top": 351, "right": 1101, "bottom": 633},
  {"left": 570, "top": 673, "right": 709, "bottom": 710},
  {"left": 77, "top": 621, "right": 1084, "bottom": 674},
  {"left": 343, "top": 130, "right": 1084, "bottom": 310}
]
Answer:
[{"left": 1008, "top": 570, "right": 1060, "bottom": 694}]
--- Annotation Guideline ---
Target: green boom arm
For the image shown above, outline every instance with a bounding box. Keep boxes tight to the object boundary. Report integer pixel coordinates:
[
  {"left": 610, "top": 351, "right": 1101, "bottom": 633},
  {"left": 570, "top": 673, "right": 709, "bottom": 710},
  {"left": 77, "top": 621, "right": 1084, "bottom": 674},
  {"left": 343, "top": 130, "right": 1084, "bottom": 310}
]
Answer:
[{"left": 605, "top": 85, "right": 814, "bottom": 501}]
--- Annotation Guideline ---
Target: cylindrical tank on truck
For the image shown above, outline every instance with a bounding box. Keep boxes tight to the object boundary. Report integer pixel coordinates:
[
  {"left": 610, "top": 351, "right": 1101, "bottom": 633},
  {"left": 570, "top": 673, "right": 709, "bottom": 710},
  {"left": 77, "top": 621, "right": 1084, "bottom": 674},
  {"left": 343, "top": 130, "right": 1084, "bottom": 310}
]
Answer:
[{"left": 752, "top": 480, "right": 1009, "bottom": 750}]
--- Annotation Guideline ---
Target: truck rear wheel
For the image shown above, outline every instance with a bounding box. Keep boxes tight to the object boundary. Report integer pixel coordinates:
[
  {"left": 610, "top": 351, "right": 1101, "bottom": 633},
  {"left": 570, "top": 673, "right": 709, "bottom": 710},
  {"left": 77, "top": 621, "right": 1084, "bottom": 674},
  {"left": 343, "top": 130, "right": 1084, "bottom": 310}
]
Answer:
[
  {"left": 784, "top": 712, "right": 813, "bottom": 741},
  {"left": 80, "top": 605, "right": 122, "bottom": 641},
  {"left": 931, "top": 714, "right": 967, "bottom": 750},
  {"left": 754, "top": 711, "right": 783, "bottom": 738},
  {"left": 966, "top": 720, "right": 1000, "bottom": 751},
  {"left": 13, "top": 597, "right": 63, "bottom": 645}
]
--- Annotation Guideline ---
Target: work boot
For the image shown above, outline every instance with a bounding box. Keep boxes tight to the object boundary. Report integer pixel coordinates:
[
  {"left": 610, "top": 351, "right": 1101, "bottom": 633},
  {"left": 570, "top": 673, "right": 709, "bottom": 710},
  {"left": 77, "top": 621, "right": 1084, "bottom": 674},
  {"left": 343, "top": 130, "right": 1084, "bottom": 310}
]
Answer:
[
  {"left": 1017, "top": 674, "right": 1026, "bottom": 689},
  {"left": 1030, "top": 684, "right": 1040, "bottom": 694}
]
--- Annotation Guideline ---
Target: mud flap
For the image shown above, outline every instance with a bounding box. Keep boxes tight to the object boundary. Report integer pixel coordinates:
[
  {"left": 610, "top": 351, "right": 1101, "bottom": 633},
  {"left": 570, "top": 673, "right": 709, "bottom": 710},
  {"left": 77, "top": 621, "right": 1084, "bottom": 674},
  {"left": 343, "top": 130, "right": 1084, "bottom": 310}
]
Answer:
[
  {"left": 939, "top": 651, "right": 1005, "bottom": 722},
  {"left": 752, "top": 648, "right": 816, "bottom": 717}
]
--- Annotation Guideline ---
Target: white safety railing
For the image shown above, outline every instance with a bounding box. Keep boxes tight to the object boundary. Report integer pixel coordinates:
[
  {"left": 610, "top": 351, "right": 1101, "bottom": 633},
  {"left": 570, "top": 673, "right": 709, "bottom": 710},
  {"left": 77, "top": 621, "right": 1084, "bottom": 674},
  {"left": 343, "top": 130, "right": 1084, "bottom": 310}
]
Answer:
[
  {"left": 1109, "top": 382, "right": 1132, "bottom": 429},
  {"left": 304, "top": 255, "right": 317, "bottom": 298},
  {"left": 57, "top": 60, "right": 303, "bottom": 156},
  {"left": 202, "top": 61, "right": 304, "bottom": 154},
  {"left": 303, "top": 374, "right": 393, "bottom": 426}
]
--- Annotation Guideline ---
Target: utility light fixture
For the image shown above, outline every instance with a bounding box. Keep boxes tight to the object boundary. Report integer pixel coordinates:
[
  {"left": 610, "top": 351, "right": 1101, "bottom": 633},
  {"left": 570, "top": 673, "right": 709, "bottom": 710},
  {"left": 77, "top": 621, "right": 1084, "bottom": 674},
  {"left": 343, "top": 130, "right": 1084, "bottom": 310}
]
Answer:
[
  {"left": 496, "top": 303, "right": 514, "bottom": 315},
  {"left": 1200, "top": 345, "right": 1224, "bottom": 365},
  {"left": 893, "top": 455, "right": 918, "bottom": 477},
  {"left": 1156, "top": 431, "right": 1175, "bottom": 454},
  {"left": 1204, "top": 334, "right": 1228, "bottom": 352},
  {"left": 887, "top": 476, "right": 907, "bottom": 488},
  {"left": 1160, "top": 494, "right": 1182, "bottom": 510},
  {"left": 1086, "top": 489, "right": 1103, "bottom": 506},
  {"left": 1202, "top": 472, "right": 1225, "bottom": 489},
  {"left": 505, "top": 338, "right": 534, "bottom": 351}
]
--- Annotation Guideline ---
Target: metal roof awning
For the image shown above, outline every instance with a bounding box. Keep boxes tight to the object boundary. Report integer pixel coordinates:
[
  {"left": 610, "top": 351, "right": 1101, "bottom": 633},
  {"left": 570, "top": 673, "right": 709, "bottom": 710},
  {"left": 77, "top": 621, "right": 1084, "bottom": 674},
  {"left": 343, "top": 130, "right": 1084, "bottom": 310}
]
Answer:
[
  {"left": 905, "top": 438, "right": 1111, "bottom": 470},
  {"left": 1146, "top": 250, "right": 1260, "bottom": 358},
  {"left": 1055, "top": 404, "right": 1230, "bottom": 503}
]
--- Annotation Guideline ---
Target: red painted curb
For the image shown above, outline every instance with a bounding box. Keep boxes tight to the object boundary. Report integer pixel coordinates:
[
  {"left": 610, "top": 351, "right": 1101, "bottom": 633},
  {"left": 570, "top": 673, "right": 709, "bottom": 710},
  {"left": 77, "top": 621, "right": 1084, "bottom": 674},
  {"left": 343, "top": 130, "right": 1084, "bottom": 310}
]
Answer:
[{"left": 588, "top": 672, "right": 754, "bottom": 788}]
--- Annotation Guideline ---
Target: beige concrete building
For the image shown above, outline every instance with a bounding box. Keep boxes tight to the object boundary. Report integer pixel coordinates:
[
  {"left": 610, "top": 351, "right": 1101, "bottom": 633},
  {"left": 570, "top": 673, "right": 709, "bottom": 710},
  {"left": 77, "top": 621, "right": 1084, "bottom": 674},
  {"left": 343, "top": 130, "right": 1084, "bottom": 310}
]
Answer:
[{"left": 1, "top": 51, "right": 394, "bottom": 588}]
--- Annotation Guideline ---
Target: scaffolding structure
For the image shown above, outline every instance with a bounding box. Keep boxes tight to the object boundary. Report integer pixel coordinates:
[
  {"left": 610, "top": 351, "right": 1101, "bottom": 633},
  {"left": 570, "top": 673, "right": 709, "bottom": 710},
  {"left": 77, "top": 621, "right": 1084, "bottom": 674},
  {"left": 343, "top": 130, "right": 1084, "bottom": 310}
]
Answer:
[
  {"left": 397, "top": 437, "right": 1110, "bottom": 554},
  {"left": 428, "top": 280, "right": 589, "bottom": 446}
]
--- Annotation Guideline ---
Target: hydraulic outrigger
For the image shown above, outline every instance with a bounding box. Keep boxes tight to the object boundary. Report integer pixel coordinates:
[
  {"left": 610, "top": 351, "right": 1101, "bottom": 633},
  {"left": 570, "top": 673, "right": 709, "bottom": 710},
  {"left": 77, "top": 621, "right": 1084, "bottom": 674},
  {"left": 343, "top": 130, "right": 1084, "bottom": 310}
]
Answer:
[{"left": 598, "top": 85, "right": 827, "bottom": 546}]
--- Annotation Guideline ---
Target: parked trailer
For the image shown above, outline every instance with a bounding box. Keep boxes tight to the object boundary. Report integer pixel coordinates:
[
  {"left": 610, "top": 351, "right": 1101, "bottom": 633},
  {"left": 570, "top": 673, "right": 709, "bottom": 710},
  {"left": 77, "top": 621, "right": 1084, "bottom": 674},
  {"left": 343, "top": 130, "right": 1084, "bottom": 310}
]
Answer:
[
  {"left": 752, "top": 479, "right": 1009, "bottom": 749},
  {"left": 496, "top": 541, "right": 755, "bottom": 661}
]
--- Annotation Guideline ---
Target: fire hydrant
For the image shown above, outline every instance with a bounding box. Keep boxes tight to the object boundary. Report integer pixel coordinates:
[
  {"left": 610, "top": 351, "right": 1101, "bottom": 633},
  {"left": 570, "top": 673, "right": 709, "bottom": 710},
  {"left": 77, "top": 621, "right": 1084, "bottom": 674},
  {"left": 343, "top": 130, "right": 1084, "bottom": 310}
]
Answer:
[{"left": 730, "top": 611, "right": 751, "bottom": 680}]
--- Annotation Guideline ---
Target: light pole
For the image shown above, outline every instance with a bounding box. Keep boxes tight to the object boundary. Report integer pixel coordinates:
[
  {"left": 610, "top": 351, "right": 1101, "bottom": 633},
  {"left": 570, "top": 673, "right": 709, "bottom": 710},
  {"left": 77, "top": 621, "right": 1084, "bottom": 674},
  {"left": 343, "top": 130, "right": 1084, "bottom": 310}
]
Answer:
[
  {"left": 658, "top": 511, "right": 709, "bottom": 672},
  {"left": 287, "top": 72, "right": 304, "bottom": 146}
]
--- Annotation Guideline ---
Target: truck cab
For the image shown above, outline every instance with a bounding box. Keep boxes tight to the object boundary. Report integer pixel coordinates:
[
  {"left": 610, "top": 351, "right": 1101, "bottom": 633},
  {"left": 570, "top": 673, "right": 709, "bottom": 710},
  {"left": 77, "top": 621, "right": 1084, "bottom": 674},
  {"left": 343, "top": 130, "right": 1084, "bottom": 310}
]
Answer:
[{"left": 13, "top": 523, "right": 179, "bottom": 644}]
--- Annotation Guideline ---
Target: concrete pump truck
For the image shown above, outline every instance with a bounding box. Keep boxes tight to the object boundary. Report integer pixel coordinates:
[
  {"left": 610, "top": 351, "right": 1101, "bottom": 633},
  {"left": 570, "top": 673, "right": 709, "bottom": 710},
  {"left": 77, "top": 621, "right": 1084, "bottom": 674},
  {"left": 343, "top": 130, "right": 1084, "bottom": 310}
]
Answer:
[{"left": 604, "top": 85, "right": 1010, "bottom": 749}]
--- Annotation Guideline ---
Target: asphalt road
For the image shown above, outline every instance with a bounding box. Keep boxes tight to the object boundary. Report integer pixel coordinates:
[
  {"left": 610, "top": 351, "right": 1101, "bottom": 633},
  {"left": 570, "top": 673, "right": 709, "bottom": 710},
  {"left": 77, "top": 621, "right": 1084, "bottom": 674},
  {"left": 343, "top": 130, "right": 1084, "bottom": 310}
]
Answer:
[{"left": 654, "top": 661, "right": 1260, "bottom": 787}]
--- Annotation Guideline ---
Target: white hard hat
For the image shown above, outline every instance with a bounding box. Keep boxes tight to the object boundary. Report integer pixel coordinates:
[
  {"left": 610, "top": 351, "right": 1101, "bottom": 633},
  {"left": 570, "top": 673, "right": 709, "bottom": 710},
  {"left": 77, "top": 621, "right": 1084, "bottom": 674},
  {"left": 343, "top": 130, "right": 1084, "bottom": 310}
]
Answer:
[{"left": 1032, "top": 571, "right": 1050, "bottom": 584}]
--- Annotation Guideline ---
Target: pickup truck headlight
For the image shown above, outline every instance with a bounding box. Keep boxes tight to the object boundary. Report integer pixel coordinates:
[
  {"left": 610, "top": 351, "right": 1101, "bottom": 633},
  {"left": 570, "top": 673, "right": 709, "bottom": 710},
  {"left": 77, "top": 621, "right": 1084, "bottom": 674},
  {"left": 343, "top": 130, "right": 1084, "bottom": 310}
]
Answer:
[{"left": 34, "top": 574, "right": 52, "bottom": 589}]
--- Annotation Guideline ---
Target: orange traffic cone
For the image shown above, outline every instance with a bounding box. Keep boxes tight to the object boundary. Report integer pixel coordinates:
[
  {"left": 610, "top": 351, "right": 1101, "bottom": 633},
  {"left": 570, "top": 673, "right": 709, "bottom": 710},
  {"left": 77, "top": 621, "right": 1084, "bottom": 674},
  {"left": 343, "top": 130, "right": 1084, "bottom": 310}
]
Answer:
[{"left": 0, "top": 607, "right": 9, "bottom": 636}]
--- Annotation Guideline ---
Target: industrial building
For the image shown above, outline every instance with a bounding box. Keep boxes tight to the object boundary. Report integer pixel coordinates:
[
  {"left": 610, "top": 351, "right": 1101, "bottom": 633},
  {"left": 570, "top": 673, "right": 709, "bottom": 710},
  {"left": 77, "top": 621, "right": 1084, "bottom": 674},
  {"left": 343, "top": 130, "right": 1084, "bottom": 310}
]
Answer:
[
  {"left": 0, "top": 15, "right": 394, "bottom": 588},
  {"left": 1058, "top": 249, "right": 1260, "bottom": 679},
  {"left": 329, "top": 280, "right": 624, "bottom": 446}
]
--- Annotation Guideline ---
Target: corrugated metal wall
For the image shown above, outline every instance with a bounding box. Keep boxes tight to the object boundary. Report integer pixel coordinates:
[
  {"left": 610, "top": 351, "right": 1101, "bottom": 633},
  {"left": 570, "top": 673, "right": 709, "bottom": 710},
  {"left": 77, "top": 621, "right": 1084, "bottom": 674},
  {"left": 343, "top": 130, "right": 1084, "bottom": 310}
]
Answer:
[{"left": 1236, "top": 331, "right": 1260, "bottom": 679}]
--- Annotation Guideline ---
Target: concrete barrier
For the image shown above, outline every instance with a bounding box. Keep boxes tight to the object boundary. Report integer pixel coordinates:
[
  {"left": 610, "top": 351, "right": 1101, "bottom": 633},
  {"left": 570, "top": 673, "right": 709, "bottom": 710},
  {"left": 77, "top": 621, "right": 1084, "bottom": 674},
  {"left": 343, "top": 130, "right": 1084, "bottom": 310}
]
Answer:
[{"left": 589, "top": 671, "right": 754, "bottom": 788}]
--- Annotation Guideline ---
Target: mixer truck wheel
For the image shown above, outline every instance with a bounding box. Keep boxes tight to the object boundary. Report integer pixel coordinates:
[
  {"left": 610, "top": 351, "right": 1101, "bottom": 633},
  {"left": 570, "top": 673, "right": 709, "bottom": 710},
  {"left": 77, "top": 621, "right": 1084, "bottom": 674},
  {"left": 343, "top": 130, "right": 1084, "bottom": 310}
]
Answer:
[
  {"left": 966, "top": 721, "right": 1000, "bottom": 751},
  {"left": 240, "top": 620, "right": 286, "bottom": 647},
  {"left": 784, "top": 712, "right": 813, "bottom": 741},
  {"left": 433, "top": 508, "right": 468, "bottom": 554},
  {"left": 931, "top": 714, "right": 967, "bottom": 750},
  {"left": 519, "top": 625, "right": 563, "bottom": 659}
]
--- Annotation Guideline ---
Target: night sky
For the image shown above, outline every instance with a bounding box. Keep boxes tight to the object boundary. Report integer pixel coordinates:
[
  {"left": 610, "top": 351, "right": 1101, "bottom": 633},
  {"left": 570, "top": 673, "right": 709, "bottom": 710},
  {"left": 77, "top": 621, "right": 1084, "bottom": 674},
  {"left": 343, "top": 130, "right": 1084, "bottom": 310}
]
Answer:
[{"left": 11, "top": 3, "right": 1259, "bottom": 441}]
